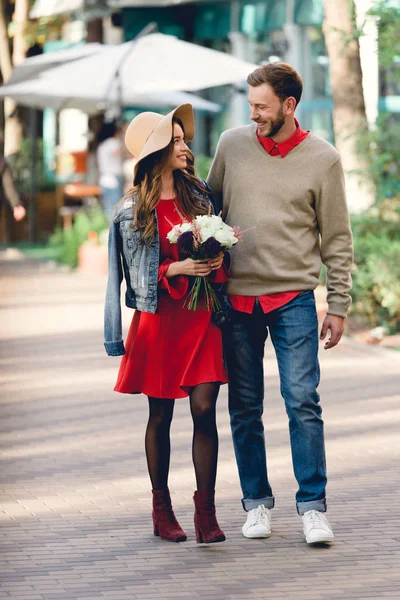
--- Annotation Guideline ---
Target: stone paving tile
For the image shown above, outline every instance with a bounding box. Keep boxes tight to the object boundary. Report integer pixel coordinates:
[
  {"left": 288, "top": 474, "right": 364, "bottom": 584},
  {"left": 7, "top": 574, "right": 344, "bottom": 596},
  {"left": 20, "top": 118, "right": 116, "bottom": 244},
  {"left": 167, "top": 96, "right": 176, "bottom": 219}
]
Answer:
[{"left": 1, "top": 253, "right": 400, "bottom": 600}]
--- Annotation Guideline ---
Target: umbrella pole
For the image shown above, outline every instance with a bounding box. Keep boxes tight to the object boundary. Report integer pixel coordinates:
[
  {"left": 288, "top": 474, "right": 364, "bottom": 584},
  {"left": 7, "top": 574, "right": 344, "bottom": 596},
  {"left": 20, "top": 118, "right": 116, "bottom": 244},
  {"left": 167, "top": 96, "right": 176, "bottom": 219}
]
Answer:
[
  {"left": 111, "top": 24, "right": 159, "bottom": 188},
  {"left": 29, "top": 107, "right": 37, "bottom": 243},
  {"left": 116, "top": 69, "right": 125, "bottom": 182}
]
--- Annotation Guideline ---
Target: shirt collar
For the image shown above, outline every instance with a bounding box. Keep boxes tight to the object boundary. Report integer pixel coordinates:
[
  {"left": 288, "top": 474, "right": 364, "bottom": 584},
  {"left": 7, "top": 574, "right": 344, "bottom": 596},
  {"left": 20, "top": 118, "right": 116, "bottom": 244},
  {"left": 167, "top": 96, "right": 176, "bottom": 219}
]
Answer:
[{"left": 256, "top": 119, "right": 307, "bottom": 158}]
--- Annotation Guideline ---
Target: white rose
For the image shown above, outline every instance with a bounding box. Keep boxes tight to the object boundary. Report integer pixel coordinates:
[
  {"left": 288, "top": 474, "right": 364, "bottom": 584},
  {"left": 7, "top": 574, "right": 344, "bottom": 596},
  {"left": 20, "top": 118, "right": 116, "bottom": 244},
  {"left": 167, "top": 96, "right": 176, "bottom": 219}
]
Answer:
[
  {"left": 209, "top": 215, "right": 223, "bottom": 228},
  {"left": 180, "top": 222, "right": 192, "bottom": 233},
  {"left": 195, "top": 215, "right": 209, "bottom": 228},
  {"left": 167, "top": 221, "right": 193, "bottom": 243},
  {"left": 195, "top": 215, "right": 223, "bottom": 241},
  {"left": 214, "top": 225, "right": 238, "bottom": 247},
  {"left": 199, "top": 226, "right": 215, "bottom": 242},
  {"left": 167, "top": 225, "right": 182, "bottom": 243}
]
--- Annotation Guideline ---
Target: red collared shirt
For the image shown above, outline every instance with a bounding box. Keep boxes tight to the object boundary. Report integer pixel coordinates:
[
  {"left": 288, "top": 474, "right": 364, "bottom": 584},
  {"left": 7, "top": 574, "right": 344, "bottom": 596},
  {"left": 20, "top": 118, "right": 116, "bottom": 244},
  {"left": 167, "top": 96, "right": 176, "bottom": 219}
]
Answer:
[
  {"left": 256, "top": 118, "right": 309, "bottom": 157},
  {"left": 230, "top": 120, "right": 309, "bottom": 314}
]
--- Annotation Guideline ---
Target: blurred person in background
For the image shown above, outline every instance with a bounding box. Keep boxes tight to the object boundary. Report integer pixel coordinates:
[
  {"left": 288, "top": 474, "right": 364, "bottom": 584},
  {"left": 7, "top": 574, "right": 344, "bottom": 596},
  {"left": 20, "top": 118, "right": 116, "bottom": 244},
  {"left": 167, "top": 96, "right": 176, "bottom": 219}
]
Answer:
[
  {"left": 208, "top": 62, "right": 353, "bottom": 545},
  {"left": 121, "top": 121, "right": 137, "bottom": 194},
  {"left": 122, "top": 153, "right": 137, "bottom": 194},
  {"left": 0, "top": 151, "right": 26, "bottom": 224},
  {"left": 96, "top": 121, "right": 124, "bottom": 220},
  {"left": 104, "top": 104, "right": 227, "bottom": 545}
]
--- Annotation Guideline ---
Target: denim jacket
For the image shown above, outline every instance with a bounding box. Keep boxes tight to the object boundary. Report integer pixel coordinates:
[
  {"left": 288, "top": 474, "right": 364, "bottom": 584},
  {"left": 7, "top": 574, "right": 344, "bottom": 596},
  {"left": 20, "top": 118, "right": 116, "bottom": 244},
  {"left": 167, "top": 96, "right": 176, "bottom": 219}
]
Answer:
[{"left": 104, "top": 180, "right": 220, "bottom": 356}]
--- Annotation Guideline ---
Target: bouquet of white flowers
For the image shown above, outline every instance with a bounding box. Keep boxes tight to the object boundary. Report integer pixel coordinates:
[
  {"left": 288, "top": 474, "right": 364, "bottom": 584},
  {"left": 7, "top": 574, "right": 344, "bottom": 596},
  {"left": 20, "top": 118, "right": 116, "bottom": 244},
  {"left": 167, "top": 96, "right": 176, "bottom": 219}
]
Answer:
[{"left": 167, "top": 214, "right": 243, "bottom": 311}]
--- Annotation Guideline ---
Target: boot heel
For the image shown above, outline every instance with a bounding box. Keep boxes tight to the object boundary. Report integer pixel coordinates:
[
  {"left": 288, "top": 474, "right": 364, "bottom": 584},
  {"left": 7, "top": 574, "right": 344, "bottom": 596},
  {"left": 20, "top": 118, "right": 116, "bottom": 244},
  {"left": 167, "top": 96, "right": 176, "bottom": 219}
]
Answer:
[
  {"left": 193, "top": 490, "right": 226, "bottom": 544},
  {"left": 152, "top": 489, "right": 187, "bottom": 542},
  {"left": 194, "top": 517, "right": 203, "bottom": 543}
]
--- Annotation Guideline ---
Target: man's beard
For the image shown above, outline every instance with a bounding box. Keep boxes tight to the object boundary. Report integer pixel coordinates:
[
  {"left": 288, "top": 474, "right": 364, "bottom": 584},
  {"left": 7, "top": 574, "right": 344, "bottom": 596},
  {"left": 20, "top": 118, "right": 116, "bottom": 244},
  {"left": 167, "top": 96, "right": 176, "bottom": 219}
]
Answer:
[{"left": 260, "top": 106, "right": 285, "bottom": 138}]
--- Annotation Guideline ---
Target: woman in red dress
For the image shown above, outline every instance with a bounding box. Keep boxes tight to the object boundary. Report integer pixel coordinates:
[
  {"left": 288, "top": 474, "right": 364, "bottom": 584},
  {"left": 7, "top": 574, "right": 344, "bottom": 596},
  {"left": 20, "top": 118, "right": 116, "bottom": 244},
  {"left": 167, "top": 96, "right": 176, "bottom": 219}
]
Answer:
[{"left": 111, "top": 105, "right": 227, "bottom": 544}]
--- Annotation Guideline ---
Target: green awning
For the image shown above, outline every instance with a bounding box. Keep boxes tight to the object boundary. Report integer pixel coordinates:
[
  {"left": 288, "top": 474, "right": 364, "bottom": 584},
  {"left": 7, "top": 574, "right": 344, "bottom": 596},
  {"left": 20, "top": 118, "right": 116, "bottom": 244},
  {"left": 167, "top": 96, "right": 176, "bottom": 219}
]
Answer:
[
  {"left": 194, "top": 0, "right": 286, "bottom": 40},
  {"left": 194, "top": 3, "right": 231, "bottom": 40},
  {"left": 114, "top": 0, "right": 229, "bottom": 6},
  {"left": 241, "top": 0, "right": 286, "bottom": 35},
  {"left": 123, "top": 0, "right": 323, "bottom": 43},
  {"left": 122, "top": 7, "right": 184, "bottom": 40},
  {"left": 295, "top": 0, "right": 324, "bottom": 26}
]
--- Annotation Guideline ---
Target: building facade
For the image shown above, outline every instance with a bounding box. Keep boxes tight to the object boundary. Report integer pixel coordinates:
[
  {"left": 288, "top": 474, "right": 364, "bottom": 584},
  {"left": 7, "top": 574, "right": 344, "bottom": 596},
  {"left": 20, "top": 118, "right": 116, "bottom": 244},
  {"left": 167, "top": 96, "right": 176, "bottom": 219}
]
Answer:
[
  {"left": 119, "top": 0, "right": 335, "bottom": 154},
  {"left": 31, "top": 0, "right": 398, "bottom": 178}
]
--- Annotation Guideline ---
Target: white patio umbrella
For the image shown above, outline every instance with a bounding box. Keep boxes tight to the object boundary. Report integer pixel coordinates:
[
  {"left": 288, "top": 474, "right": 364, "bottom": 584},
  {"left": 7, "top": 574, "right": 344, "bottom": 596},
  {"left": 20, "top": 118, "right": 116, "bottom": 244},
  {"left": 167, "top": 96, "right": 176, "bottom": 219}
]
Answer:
[
  {"left": 0, "top": 79, "right": 221, "bottom": 113},
  {"left": 30, "top": 0, "right": 82, "bottom": 19},
  {"left": 0, "top": 61, "right": 221, "bottom": 242},
  {"left": 7, "top": 43, "right": 104, "bottom": 85},
  {"left": 17, "top": 33, "right": 257, "bottom": 102}
]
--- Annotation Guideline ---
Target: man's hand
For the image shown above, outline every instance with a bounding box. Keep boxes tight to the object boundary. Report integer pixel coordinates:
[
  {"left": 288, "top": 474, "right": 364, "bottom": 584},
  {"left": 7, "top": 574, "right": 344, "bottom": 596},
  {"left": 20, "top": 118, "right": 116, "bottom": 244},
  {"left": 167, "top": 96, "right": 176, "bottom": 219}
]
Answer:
[{"left": 320, "top": 314, "right": 345, "bottom": 350}]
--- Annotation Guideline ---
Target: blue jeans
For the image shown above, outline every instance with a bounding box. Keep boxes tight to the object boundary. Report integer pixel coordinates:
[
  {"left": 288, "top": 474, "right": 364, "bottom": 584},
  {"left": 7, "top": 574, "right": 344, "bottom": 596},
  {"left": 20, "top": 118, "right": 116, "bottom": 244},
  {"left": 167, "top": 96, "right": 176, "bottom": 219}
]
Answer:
[
  {"left": 101, "top": 176, "right": 124, "bottom": 222},
  {"left": 224, "top": 291, "right": 327, "bottom": 515}
]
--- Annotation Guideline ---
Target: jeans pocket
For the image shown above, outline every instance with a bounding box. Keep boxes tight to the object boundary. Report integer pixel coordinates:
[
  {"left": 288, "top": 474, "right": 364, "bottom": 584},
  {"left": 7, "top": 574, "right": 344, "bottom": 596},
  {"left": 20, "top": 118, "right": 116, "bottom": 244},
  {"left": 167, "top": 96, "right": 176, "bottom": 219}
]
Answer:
[
  {"left": 296, "top": 290, "right": 315, "bottom": 304},
  {"left": 298, "top": 290, "right": 314, "bottom": 297}
]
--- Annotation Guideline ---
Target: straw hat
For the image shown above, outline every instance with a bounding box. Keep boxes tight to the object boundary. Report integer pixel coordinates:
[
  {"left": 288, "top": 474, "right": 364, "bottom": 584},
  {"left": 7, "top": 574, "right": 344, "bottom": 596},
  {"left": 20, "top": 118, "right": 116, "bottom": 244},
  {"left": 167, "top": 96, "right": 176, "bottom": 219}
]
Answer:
[{"left": 124, "top": 103, "right": 194, "bottom": 185}]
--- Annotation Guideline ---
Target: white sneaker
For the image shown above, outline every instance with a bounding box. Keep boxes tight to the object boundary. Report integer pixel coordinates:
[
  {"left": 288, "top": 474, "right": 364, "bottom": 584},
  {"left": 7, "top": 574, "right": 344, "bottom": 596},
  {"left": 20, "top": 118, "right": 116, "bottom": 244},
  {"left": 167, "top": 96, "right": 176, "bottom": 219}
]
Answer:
[
  {"left": 302, "top": 510, "right": 335, "bottom": 544},
  {"left": 242, "top": 504, "right": 271, "bottom": 539}
]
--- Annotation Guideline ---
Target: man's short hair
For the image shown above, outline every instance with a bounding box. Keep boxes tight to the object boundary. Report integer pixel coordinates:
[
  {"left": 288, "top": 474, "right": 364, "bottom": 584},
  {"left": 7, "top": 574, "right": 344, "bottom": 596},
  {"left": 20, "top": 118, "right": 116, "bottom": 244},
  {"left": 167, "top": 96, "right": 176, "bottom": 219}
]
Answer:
[{"left": 247, "top": 62, "right": 303, "bottom": 107}]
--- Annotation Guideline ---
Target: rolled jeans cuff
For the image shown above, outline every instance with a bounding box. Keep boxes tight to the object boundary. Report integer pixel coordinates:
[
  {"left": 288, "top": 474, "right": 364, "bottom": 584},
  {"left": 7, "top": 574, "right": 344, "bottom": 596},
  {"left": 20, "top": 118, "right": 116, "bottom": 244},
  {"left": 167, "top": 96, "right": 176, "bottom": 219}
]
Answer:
[
  {"left": 297, "top": 498, "right": 327, "bottom": 516},
  {"left": 242, "top": 496, "right": 275, "bottom": 512}
]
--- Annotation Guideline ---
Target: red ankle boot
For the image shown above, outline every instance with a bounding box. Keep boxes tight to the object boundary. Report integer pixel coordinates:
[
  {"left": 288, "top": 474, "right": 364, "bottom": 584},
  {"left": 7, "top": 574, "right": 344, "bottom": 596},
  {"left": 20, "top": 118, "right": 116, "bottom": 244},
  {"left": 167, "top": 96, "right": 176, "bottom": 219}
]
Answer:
[
  {"left": 193, "top": 490, "right": 226, "bottom": 544},
  {"left": 152, "top": 488, "right": 187, "bottom": 542}
]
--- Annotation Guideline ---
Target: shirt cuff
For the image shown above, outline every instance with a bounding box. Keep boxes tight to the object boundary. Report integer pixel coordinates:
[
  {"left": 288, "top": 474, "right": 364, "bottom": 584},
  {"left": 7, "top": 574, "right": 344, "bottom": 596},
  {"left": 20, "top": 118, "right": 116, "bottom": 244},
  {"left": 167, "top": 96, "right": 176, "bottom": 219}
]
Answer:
[
  {"left": 326, "top": 303, "right": 348, "bottom": 318},
  {"left": 158, "top": 258, "right": 189, "bottom": 300},
  {"left": 104, "top": 340, "right": 126, "bottom": 356}
]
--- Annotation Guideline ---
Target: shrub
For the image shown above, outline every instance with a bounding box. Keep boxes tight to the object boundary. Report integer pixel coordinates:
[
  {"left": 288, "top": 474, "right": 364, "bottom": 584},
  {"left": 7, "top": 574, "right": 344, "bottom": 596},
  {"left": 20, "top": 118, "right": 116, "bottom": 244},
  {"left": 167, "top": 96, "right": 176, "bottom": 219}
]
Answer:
[
  {"left": 11, "top": 138, "right": 56, "bottom": 194},
  {"left": 49, "top": 206, "right": 109, "bottom": 268},
  {"left": 351, "top": 212, "right": 400, "bottom": 332}
]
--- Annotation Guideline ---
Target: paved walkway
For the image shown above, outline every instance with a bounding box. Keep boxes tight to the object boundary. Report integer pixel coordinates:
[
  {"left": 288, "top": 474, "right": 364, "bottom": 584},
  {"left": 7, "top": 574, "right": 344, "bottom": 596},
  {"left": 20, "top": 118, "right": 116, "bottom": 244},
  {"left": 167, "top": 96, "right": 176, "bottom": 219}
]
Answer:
[{"left": 1, "top": 249, "right": 400, "bottom": 600}]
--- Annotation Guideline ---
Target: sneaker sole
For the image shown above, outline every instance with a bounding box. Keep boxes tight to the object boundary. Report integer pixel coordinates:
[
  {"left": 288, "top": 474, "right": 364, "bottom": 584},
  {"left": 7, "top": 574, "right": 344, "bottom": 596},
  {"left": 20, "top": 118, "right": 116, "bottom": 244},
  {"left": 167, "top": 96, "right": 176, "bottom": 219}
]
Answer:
[
  {"left": 242, "top": 529, "right": 271, "bottom": 539},
  {"left": 305, "top": 532, "right": 335, "bottom": 544}
]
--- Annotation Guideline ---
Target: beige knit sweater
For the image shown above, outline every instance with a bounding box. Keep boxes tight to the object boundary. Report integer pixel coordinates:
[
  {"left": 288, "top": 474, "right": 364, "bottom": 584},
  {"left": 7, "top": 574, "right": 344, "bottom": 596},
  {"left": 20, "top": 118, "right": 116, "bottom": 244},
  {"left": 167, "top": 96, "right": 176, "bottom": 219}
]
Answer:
[{"left": 207, "top": 124, "right": 353, "bottom": 318}]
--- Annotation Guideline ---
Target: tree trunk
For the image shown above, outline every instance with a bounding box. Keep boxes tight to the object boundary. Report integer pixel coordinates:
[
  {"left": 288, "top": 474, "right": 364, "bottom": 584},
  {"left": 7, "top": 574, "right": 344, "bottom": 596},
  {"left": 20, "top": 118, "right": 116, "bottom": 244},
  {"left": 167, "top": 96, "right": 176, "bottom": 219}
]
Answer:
[
  {"left": 0, "top": 0, "right": 29, "bottom": 157},
  {"left": 323, "top": 0, "right": 375, "bottom": 213},
  {"left": 86, "top": 18, "right": 103, "bottom": 43},
  {"left": 12, "top": 0, "right": 28, "bottom": 65},
  {"left": 0, "top": 0, "right": 12, "bottom": 80}
]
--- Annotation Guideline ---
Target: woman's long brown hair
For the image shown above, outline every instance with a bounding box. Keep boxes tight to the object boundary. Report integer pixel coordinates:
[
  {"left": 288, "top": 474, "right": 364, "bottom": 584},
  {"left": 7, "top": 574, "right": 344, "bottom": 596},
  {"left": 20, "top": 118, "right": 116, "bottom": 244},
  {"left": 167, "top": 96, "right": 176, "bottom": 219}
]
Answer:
[{"left": 129, "top": 118, "right": 211, "bottom": 245}]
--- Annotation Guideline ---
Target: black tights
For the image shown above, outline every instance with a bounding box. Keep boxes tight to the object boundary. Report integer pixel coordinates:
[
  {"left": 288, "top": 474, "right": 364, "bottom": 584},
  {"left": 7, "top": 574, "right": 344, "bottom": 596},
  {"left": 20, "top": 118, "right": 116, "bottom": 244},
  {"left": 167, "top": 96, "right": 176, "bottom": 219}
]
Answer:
[{"left": 145, "top": 383, "right": 220, "bottom": 491}]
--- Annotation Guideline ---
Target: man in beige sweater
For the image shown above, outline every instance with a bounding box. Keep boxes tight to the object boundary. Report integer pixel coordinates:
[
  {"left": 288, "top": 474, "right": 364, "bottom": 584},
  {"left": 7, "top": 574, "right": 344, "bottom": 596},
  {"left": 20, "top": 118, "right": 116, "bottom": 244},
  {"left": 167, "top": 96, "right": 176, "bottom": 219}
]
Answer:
[{"left": 207, "top": 62, "right": 353, "bottom": 544}]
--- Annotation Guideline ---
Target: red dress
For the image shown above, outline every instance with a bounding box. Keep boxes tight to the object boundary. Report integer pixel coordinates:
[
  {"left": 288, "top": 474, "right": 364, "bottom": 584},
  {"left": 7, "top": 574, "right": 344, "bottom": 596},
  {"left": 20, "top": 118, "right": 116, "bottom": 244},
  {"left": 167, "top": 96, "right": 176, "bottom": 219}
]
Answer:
[{"left": 114, "top": 198, "right": 229, "bottom": 399}]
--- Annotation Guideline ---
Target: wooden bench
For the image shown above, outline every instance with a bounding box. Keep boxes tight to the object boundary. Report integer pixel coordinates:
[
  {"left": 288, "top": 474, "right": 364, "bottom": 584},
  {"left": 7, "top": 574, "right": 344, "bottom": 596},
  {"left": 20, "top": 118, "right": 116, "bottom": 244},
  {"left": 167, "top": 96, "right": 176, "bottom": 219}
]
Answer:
[{"left": 57, "top": 182, "right": 102, "bottom": 229}]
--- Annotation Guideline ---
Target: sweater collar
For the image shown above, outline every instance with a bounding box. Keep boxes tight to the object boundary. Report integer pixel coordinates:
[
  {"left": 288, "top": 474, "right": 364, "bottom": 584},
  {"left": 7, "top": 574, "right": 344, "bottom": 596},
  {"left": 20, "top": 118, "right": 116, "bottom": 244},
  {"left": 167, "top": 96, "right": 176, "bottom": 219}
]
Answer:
[{"left": 256, "top": 119, "right": 308, "bottom": 158}]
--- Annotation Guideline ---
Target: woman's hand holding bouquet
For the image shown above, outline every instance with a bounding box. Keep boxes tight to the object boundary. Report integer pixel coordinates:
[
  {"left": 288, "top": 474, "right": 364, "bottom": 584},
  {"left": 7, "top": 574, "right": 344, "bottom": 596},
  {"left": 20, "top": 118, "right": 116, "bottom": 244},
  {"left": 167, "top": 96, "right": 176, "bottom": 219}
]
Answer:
[
  {"left": 166, "top": 215, "right": 244, "bottom": 311},
  {"left": 167, "top": 252, "right": 224, "bottom": 278}
]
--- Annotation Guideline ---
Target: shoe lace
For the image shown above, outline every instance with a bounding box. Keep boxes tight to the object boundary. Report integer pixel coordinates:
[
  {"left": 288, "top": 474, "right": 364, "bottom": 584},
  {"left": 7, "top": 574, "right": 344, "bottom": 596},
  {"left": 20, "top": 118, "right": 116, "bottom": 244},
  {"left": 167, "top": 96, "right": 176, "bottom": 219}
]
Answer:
[
  {"left": 253, "top": 505, "right": 268, "bottom": 525},
  {"left": 307, "top": 510, "right": 328, "bottom": 529}
]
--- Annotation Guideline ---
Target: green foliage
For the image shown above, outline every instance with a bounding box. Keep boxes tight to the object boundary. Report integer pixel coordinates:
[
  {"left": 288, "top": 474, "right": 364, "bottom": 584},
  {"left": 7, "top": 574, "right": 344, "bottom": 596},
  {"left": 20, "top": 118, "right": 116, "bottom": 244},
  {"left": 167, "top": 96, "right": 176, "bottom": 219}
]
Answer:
[
  {"left": 356, "top": 113, "right": 400, "bottom": 205},
  {"left": 48, "top": 206, "right": 109, "bottom": 268},
  {"left": 370, "top": 115, "right": 400, "bottom": 203},
  {"left": 10, "top": 242, "right": 62, "bottom": 262},
  {"left": 195, "top": 155, "right": 213, "bottom": 181},
  {"left": 368, "top": 1, "right": 400, "bottom": 69},
  {"left": 11, "top": 138, "right": 55, "bottom": 194},
  {"left": 351, "top": 212, "right": 400, "bottom": 332},
  {"left": 23, "top": 10, "right": 66, "bottom": 47}
]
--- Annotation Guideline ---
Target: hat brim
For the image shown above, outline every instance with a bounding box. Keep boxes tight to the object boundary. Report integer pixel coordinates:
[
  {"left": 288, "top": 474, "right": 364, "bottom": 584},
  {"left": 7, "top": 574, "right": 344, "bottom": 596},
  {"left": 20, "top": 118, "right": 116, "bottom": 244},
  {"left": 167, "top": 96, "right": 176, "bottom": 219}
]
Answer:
[{"left": 132, "top": 104, "right": 194, "bottom": 185}]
